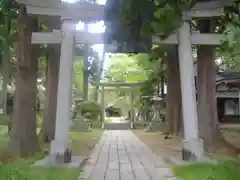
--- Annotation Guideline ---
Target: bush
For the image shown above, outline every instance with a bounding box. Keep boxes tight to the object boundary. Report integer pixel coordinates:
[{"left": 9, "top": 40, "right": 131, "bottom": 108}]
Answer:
[
  {"left": 78, "top": 101, "right": 102, "bottom": 121},
  {"left": 0, "top": 115, "right": 10, "bottom": 125}
]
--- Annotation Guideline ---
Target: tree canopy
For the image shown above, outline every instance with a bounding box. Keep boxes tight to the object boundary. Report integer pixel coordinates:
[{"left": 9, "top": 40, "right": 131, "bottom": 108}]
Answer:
[
  {"left": 105, "top": 53, "right": 150, "bottom": 83},
  {"left": 219, "top": 23, "right": 240, "bottom": 71}
]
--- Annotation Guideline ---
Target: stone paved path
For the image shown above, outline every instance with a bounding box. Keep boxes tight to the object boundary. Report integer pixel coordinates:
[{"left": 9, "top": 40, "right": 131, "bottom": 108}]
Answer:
[{"left": 79, "top": 130, "right": 176, "bottom": 180}]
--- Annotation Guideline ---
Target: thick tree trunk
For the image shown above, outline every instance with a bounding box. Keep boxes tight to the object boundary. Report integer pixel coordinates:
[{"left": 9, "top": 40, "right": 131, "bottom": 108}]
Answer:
[
  {"left": 2, "top": 46, "right": 10, "bottom": 116},
  {"left": 39, "top": 45, "right": 60, "bottom": 144},
  {"left": 197, "top": 20, "right": 237, "bottom": 155},
  {"left": 166, "top": 46, "right": 183, "bottom": 135},
  {"left": 8, "top": 6, "right": 40, "bottom": 157},
  {"left": 160, "top": 59, "right": 165, "bottom": 97}
]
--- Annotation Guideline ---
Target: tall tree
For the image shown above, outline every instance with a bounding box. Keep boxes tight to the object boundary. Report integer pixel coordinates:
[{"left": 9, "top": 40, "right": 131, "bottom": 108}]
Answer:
[
  {"left": 120, "top": 0, "right": 240, "bottom": 155},
  {"left": 39, "top": 45, "right": 60, "bottom": 144},
  {"left": 8, "top": 6, "right": 40, "bottom": 156},
  {"left": 166, "top": 46, "right": 182, "bottom": 135},
  {"left": 0, "top": 0, "right": 18, "bottom": 114},
  {"left": 196, "top": 0, "right": 240, "bottom": 155},
  {"left": 197, "top": 19, "right": 237, "bottom": 155}
]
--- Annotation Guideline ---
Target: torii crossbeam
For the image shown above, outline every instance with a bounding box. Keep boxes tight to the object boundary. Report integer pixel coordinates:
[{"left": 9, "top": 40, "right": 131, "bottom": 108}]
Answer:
[{"left": 15, "top": 0, "right": 234, "bottom": 164}]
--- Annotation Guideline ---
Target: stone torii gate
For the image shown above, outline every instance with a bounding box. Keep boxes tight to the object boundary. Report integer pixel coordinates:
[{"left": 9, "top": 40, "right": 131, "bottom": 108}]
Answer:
[
  {"left": 89, "top": 79, "right": 145, "bottom": 126},
  {"left": 16, "top": 0, "right": 231, "bottom": 164}
]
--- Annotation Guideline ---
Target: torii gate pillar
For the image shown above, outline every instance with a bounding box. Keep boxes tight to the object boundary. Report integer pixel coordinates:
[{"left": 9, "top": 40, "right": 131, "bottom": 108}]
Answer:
[
  {"left": 49, "top": 19, "right": 76, "bottom": 163},
  {"left": 178, "top": 20, "right": 203, "bottom": 160}
]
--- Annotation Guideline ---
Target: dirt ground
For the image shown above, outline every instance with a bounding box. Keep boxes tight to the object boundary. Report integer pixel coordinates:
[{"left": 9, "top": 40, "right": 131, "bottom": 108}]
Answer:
[
  {"left": 223, "top": 130, "right": 240, "bottom": 149},
  {"left": 132, "top": 130, "right": 182, "bottom": 159},
  {"left": 133, "top": 128, "right": 240, "bottom": 160},
  {"left": 70, "top": 129, "right": 104, "bottom": 156}
]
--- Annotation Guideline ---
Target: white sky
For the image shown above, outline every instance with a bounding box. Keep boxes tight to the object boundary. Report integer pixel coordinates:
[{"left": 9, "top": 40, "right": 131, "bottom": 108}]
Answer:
[
  {"left": 62, "top": 0, "right": 106, "bottom": 4},
  {"left": 64, "top": 0, "right": 107, "bottom": 69},
  {"left": 62, "top": 0, "right": 110, "bottom": 72},
  {"left": 76, "top": 21, "right": 106, "bottom": 58}
]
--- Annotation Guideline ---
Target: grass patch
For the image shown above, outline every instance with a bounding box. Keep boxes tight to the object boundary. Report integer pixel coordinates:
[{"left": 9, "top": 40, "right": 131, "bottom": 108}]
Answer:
[
  {"left": 0, "top": 126, "right": 8, "bottom": 154},
  {"left": 173, "top": 160, "right": 240, "bottom": 180},
  {"left": 42, "top": 129, "right": 104, "bottom": 156},
  {"left": 0, "top": 115, "right": 10, "bottom": 126},
  {"left": 0, "top": 162, "right": 79, "bottom": 180},
  {"left": 0, "top": 124, "right": 103, "bottom": 180},
  {"left": 70, "top": 129, "right": 103, "bottom": 156},
  {"left": 132, "top": 130, "right": 182, "bottom": 159}
]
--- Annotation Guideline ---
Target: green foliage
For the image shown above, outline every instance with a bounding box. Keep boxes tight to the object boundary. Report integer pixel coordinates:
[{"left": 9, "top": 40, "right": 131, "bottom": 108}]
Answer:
[
  {"left": 0, "top": 163, "right": 79, "bottom": 180},
  {"left": 109, "top": 96, "right": 132, "bottom": 112},
  {"left": 173, "top": 160, "right": 240, "bottom": 180},
  {"left": 121, "top": 0, "right": 194, "bottom": 39},
  {"left": 216, "top": 1, "right": 240, "bottom": 71},
  {"left": 219, "top": 21, "right": 240, "bottom": 71},
  {"left": 120, "top": 0, "right": 190, "bottom": 97},
  {"left": 138, "top": 46, "right": 166, "bottom": 97},
  {"left": 103, "top": 90, "right": 119, "bottom": 107},
  {"left": 73, "top": 56, "right": 84, "bottom": 90},
  {"left": 105, "top": 53, "right": 154, "bottom": 108},
  {"left": 0, "top": 0, "right": 19, "bottom": 19},
  {"left": 0, "top": 0, "right": 19, "bottom": 53},
  {"left": 106, "top": 54, "right": 150, "bottom": 83},
  {"left": 78, "top": 101, "right": 102, "bottom": 121},
  {"left": 120, "top": 0, "right": 240, "bottom": 96}
]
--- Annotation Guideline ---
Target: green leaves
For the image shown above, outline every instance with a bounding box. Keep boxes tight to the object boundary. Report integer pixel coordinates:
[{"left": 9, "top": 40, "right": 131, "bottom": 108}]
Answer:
[
  {"left": 106, "top": 54, "right": 150, "bottom": 83},
  {"left": 78, "top": 101, "right": 102, "bottom": 121},
  {"left": 218, "top": 22, "right": 240, "bottom": 71},
  {"left": 73, "top": 56, "right": 84, "bottom": 90}
]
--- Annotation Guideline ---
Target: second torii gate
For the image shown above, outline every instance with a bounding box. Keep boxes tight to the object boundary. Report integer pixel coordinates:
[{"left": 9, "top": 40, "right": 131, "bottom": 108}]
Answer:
[
  {"left": 16, "top": 0, "right": 231, "bottom": 164},
  {"left": 89, "top": 79, "right": 145, "bottom": 126}
]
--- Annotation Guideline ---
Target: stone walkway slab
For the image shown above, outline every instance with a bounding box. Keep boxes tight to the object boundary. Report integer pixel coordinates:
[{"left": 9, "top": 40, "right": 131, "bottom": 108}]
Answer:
[{"left": 79, "top": 130, "right": 176, "bottom": 180}]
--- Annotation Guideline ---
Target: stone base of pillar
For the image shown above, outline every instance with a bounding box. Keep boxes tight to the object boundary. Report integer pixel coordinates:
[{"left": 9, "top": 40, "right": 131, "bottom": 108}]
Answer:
[
  {"left": 130, "top": 122, "right": 134, "bottom": 129},
  {"left": 182, "top": 138, "right": 204, "bottom": 161},
  {"left": 50, "top": 139, "right": 72, "bottom": 164}
]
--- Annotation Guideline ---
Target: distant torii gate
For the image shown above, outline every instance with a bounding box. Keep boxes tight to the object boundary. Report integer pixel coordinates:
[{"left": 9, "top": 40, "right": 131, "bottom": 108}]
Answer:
[
  {"left": 89, "top": 79, "right": 145, "bottom": 126},
  {"left": 16, "top": 0, "right": 232, "bottom": 163}
]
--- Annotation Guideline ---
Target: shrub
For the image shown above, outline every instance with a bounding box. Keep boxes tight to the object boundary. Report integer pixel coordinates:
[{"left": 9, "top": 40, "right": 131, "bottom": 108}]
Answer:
[{"left": 78, "top": 101, "right": 102, "bottom": 121}]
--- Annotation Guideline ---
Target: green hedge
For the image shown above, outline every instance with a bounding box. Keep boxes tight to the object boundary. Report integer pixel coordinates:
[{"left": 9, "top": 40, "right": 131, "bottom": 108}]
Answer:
[{"left": 77, "top": 101, "right": 102, "bottom": 121}]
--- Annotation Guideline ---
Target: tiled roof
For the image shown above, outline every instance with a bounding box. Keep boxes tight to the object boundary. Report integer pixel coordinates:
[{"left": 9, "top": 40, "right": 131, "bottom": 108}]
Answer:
[{"left": 216, "top": 72, "right": 240, "bottom": 85}]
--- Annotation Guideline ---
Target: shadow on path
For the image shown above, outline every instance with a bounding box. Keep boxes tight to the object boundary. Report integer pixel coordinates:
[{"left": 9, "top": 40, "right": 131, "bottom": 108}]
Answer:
[{"left": 78, "top": 130, "right": 176, "bottom": 180}]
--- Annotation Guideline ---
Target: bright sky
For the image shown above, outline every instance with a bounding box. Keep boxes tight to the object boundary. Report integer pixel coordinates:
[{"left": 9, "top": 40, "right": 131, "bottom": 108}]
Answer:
[
  {"left": 62, "top": 0, "right": 113, "bottom": 74},
  {"left": 76, "top": 20, "right": 105, "bottom": 57},
  {"left": 62, "top": 0, "right": 108, "bottom": 70},
  {"left": 63, "top": 0, "right": 106, "bottom": 4}
]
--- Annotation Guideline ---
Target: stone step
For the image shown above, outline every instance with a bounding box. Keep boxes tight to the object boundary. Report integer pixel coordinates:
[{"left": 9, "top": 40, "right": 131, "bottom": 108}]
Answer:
[{"left": 104, "top": 122, "right": 130, "bottom": 130}]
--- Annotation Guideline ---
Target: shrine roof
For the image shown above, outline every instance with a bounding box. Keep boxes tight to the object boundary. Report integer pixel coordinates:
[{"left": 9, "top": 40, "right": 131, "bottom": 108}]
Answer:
[{"left": 216, "top": 72, "right": 240, "bottom": 85}]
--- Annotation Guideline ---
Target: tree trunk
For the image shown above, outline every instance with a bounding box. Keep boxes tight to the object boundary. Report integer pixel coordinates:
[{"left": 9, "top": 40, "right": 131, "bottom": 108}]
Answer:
[
  {"left": 166, "top": 46, "right": 183, "bottom": 135},
  {"left": 8, "top": 6, "right": 40, "bottom": 157},
  {"left": 83, "top": 42, "right": 89, "bottom": 101},
  {"left": 39, "top": 45, "right": 60, "bottom": 144},
  {"left": 94, "top": 59, "right": 105, "bottom": 102},
  {"left": 197, "top": 19, "right": 237, "bottom": 155},
  {"left": 160, "top": 59, "right": 165, "bottom": 97},
  {"left": 2, "top": 46, "right": 10, "bottom": 116}
]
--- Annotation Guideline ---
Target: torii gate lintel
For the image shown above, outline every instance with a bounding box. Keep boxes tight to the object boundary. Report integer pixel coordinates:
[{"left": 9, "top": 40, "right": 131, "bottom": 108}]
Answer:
[{"left": 16, "top": 0, "right": 232, "bottom": 163}]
